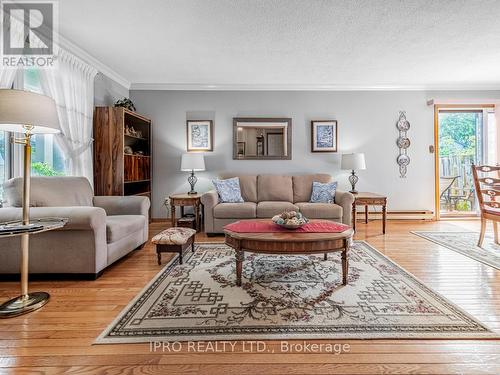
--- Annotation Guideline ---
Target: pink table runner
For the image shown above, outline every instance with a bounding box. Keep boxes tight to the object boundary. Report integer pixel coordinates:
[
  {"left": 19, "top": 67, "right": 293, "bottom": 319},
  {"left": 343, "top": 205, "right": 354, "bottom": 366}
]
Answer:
[{"left": 224, "top": 220, "right": 350, "bottom": 233}]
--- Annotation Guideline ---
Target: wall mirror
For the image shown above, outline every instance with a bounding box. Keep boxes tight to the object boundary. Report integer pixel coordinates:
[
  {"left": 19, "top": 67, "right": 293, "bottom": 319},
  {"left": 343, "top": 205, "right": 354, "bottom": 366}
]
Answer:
[{"left": 233, "top": 117, "right": 292, "bottom": 160}]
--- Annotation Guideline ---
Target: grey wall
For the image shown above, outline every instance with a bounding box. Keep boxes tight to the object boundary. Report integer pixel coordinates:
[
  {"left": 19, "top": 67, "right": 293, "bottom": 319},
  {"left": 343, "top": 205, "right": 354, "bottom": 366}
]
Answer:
[
  {"left": 94, "top": 73, "right": 129, "bottom": 106},
  {"left": 130, "top": 90, "right": 500, "bottom": 219}
]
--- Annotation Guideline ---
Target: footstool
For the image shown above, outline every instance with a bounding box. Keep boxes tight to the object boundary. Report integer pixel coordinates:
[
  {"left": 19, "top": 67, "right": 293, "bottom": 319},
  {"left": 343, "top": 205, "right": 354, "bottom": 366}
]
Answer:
[{"left": 151, "top": 227, "right": 196, "bottom": 265}]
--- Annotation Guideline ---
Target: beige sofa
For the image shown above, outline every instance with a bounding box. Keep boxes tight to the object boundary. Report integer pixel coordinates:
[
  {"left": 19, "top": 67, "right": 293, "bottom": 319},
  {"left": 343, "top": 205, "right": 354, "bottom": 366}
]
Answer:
[
  {"left": 0, "top": 177, "right": 150, "bottom": 278},
  {"left": 201, "top": 174, "right": 354, "bottom": 234}
]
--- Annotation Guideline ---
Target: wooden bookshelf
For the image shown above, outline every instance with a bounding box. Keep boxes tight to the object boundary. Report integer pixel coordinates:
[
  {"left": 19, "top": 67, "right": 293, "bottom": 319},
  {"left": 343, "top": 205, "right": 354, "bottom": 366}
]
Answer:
[{"left": 93, "top": 107, "right": 152, "bottom": 204}]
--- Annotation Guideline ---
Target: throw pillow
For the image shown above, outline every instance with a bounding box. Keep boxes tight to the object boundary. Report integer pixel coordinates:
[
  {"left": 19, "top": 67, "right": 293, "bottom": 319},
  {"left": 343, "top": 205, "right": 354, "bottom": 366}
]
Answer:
[
  {"left": 310, "top": 181, "right": 337, "bottom": 203},
  {"left": 212, "top": 177, "right": 244, "bottom": 203}
]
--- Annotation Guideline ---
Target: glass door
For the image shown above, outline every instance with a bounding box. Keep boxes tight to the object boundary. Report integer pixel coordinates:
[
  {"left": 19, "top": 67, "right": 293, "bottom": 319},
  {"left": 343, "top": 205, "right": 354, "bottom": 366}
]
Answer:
[
  {"left": 436, "top": 107, "right": 495, "bottom": 217},
  {"left": 0, "top": 131, "right": 7, "bottom": 203}
]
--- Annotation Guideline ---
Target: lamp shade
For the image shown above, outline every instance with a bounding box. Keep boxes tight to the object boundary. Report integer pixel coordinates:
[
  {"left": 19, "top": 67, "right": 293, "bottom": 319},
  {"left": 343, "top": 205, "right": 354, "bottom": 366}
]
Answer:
[
  {"left": 0, "top": 89, "right": 60, "bottom": 134},
  {"left": 341, "top": 153, "right": 366, "bottom": 170},
  {"left": 181, "top": 153, "right": 205, "bottom": 171}
]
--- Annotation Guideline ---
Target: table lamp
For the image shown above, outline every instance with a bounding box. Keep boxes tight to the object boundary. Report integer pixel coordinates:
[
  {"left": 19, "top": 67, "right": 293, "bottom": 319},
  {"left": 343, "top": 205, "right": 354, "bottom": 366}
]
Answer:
[
  {"left": 341, "top": 153, "right": 366, "bottom": 194},
  {"left": 0, "top": 89, "right": 60, "bottom": 317},
  {"left": 181, "top": 153, "right": 205, "bottom": 195}
]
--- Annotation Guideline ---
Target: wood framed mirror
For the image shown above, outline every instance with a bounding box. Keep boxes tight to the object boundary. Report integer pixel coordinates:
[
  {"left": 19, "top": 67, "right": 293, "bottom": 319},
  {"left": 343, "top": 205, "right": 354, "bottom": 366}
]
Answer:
[{"left": 233, "top": 117, "right": 292, "bottom": 160}]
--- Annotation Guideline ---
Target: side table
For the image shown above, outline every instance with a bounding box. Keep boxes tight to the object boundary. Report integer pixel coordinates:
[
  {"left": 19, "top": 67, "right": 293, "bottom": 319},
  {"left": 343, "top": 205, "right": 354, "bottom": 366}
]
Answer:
[
  {"left": 352, "top": 192, "right": 387, "bottom": 234},
  {"left": 169, "top": 193, "right": 202, "bottom": 232},
  {"left": 0, "top": 217, "right": 67, "bottom": 318}
]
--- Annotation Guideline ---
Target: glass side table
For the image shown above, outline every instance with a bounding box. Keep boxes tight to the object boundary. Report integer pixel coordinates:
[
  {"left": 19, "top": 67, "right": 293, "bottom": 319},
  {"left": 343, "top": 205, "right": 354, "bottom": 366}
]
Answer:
[{"left": 0, "top": 217, "right": 67, "bottom": 318}]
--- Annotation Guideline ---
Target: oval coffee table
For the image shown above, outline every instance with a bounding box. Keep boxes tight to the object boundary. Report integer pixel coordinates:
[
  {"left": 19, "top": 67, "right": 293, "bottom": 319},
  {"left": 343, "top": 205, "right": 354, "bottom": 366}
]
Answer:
[{"left": 224, "top": 219, "right": 354, "bottom": 287}]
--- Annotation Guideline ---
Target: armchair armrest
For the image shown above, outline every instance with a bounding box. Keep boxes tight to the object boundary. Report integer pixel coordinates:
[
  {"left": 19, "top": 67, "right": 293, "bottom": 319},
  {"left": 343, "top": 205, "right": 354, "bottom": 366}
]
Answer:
[
  {"left": 335, "top": 190, "right": 355, "bottom": 225},
  {"left": 201, "top": 190, "right": 219, "bottom": 233},
  {"left": 93, "top": 196, "right": 150, "bottom": 218},
  {"left": 0, "top": 206, "right": 108, "bottom": 274},
  {"left": 0, "top": 206, "right": 107, "bottom": 231}
]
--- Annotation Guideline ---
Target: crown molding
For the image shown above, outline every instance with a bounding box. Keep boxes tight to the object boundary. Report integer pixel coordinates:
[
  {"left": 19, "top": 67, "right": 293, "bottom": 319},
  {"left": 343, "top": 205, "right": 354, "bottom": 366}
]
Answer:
[
  {"left": 7, "top": 9, "right": 131, "bottom": 90},
  {"left": 58, "top": 35, "right": 131, "bottom": 90},
  {"left": 130, "top": 82, "right": 500, "bottom": 91}
]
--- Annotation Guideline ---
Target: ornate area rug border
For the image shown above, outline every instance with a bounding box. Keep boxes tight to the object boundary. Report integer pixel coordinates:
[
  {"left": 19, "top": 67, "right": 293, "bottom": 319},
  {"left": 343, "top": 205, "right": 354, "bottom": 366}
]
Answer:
[
  {"left": 412, "top": 231, "right": 500, "bottom": 270},
  {"left": 95, "top": 241, "right": 497, "bottom": 344}
]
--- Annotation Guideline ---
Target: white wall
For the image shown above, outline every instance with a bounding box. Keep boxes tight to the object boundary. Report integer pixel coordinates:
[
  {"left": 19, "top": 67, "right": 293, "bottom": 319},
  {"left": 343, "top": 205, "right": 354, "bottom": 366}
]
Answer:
[
  {"left": 130, "top": 90, "right": 500, "bottom": 219},
  {"left": 94, "top": 73, "right": 129, "bottom": 106}
]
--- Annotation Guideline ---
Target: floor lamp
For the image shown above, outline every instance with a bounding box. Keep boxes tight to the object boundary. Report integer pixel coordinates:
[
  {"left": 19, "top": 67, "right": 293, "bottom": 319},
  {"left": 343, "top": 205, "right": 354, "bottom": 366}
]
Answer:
[{"left": 0, "top": 89, "right": 60, "bottom": 317}]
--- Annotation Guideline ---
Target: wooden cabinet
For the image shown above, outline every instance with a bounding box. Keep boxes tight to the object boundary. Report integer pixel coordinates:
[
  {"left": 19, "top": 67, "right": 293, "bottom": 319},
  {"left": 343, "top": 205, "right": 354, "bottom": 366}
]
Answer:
[{"left": 93, "top": 107, "right": 152, "bottom": 202}]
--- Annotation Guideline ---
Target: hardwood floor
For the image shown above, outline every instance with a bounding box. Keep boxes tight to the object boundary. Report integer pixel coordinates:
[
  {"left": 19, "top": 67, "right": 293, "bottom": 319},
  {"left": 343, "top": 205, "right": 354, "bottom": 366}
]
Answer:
[{"left": 0, "top": 219, "right": 499, "bottom": 374}]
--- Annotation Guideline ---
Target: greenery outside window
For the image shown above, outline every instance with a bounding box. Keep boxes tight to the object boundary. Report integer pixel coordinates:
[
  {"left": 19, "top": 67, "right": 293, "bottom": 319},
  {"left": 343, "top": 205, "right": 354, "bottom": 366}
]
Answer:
[{"left": 23, "top": 69, "right": 65, "bottom": 176}]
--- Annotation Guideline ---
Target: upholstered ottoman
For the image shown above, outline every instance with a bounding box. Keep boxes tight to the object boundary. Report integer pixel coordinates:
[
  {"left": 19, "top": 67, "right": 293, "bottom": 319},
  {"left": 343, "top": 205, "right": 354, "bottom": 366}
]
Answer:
[{"left": 151, "top": 227, "right": 196, "bottom": 265}]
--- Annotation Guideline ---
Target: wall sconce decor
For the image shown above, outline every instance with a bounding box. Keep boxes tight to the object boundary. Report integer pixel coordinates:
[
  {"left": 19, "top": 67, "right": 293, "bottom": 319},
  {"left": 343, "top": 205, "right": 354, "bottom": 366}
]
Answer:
[{"left": 396, "top": 111, "right": 410, "bottom": 178}]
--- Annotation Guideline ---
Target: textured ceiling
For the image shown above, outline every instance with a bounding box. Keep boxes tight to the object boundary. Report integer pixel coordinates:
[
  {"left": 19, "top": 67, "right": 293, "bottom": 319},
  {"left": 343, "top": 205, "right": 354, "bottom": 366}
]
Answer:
[{"left": 59, "top": 0, "right": 500, "bottom": 89}]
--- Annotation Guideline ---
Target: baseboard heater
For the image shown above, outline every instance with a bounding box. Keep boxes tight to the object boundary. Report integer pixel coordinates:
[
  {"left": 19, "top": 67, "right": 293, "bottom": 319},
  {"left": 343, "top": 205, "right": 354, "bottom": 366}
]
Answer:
[{"left": 357, "top": 210, "right": 434, "bottom": 221}]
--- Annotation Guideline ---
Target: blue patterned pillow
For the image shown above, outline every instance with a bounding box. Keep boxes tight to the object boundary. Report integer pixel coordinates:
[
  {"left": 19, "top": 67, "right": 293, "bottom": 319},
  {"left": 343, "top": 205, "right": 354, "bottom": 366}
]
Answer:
[
  {"left": 212, "top": 177, "right": 244, "bottom": 203},
  {"left": 310, "top": 181, "right": 337, "bottom": 203}
]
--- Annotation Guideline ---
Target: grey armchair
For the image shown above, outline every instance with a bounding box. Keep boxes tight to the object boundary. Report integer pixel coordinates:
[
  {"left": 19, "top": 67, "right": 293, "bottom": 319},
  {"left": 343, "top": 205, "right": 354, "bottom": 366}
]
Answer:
[{"left": 0, "top": 176, "right": 150, "bottom": 279}]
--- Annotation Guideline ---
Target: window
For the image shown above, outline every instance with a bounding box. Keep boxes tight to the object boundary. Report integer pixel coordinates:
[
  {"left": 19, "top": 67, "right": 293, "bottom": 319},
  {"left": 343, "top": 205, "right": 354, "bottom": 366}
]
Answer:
[
  {"left": 436, "top": 106, "right": 497, "bottom": 217},
  {"left": 0, "top": 130, "right": 7, "bottom": 202},
  {"left": 0, "top": 69, "right": 66, "bottom": 203},
  {"left": 23, "top": 69, "right": 65, "bottom": 176},
  {"left": 486, "top": 110, "right": 497, "bottom": 165}
]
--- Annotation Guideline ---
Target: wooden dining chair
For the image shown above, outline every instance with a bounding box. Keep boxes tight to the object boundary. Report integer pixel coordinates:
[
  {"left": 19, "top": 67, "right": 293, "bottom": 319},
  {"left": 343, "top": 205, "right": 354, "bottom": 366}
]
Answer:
[{"left": 471, "top": 164, "right": 500, "bottom": 246}]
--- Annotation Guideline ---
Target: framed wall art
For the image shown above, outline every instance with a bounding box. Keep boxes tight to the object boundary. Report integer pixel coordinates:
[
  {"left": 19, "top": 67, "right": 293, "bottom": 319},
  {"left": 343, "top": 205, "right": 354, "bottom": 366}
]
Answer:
[
  {"left": 233, "top": 117, "right": 292, "bottom": 160},
  {"left": 311, "top": 120, "right": 337, "bottom": 152},
  {"left": 186, "top": 120, "right": 213, "bottom": 152}
]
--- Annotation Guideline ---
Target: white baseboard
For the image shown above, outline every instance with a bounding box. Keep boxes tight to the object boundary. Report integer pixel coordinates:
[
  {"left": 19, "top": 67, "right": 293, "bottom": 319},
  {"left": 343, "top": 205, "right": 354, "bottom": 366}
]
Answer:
[{"left": 358, "top": 210, "right": 434, "bottom": 221}]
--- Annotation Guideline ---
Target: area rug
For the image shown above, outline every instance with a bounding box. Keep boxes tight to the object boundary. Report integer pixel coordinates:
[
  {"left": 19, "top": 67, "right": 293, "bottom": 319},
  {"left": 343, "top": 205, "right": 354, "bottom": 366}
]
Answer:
[
  {"left": 413, "top": 232, "right": 500, "bottom": 270},
  {"left": 96, "top": 242, "right": 494, "bottom": 343}
]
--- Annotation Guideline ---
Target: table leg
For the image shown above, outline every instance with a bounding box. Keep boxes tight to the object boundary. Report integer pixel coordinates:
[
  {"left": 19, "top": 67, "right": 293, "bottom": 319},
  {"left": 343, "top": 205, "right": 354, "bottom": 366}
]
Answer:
[
  {"left": 200, "top": 203, "right": 204, "bottom": 232},
  {"left": 236, "top": 249, "right": 244, "bottom": 286},
  {"left": 341, "top": 251, "right": 348, "bottom": 285},
  {"left": 342, "top": 240, "right": 349, "bottom": 285},
  {"left": 324, "top": 253, "right": 327, "bottom": 261},
  {"left": 352, "top": 203, "right": 356, "bottom": 231},
  {"left": 365, "top": 205, "right": 368, "bottom": 224},
  {"left": 194, "top": 203, "right": 200, "bottom": 232},
  {"left": 382, "top": 204, "right": 387, "bottom": 234},
  {"left": 171, "top": 205, "right": 176, "bottom": 227}
]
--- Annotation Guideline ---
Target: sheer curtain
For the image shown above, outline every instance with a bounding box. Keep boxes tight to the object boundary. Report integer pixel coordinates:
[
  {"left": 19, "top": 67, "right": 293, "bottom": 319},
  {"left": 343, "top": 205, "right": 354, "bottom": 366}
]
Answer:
[
  {"left": 38, "top": 50, "right": 97, "bottom": 183},
  {"left": 0, "top": 68, "right": 17, "bottom": 88}
]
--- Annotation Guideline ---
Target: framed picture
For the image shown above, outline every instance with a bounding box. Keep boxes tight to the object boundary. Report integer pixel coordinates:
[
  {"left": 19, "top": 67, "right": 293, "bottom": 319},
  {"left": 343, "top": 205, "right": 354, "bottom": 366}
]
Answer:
[
  {"left": 311, "top": 120, "right": 337, "bottom": 152},
  {"left": 186, "top": 120, "right": 213, "bottom": 151},
  {"left": 233, "top": 117, "right": 292, "bottom": 160}
]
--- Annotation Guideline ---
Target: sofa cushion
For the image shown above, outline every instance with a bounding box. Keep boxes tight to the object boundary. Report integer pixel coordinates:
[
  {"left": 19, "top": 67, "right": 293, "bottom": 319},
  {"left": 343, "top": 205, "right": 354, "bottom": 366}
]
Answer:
[
  {"left": 296, "top": 202, "right": 342, "bottom": 219},
  {"left": 3, "top": 176, "right": 94, "bottom": 207},
  {"left": 212, "top": 177, "right": 244, "bottom": 203},
  {"left": 257, "top": 201, "right": 299, "bottom": 218},
  {"left": 213, "top": 202, "right": 257, "bottom": 219},
  {"left": 106, "top": 215, "right": 146, "bottom": 244},
  {"left": 257, "top": 175, "right": 293, "bottom": 202},
  {"left": 310, "top": 181, "right": 337, "bottom": 203},
  {"left": 292, "top": 174, "right": 332, "bottom": 203},
  {"left": 219, "top": 174, "right": 258, "bottom": 202}
]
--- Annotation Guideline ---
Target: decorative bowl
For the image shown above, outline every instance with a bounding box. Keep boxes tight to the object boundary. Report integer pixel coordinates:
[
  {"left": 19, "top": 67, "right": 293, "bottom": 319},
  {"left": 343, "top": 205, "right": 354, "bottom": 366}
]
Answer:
[{"left": 272, "top": 211, "right": 309, "bottom": 230}]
